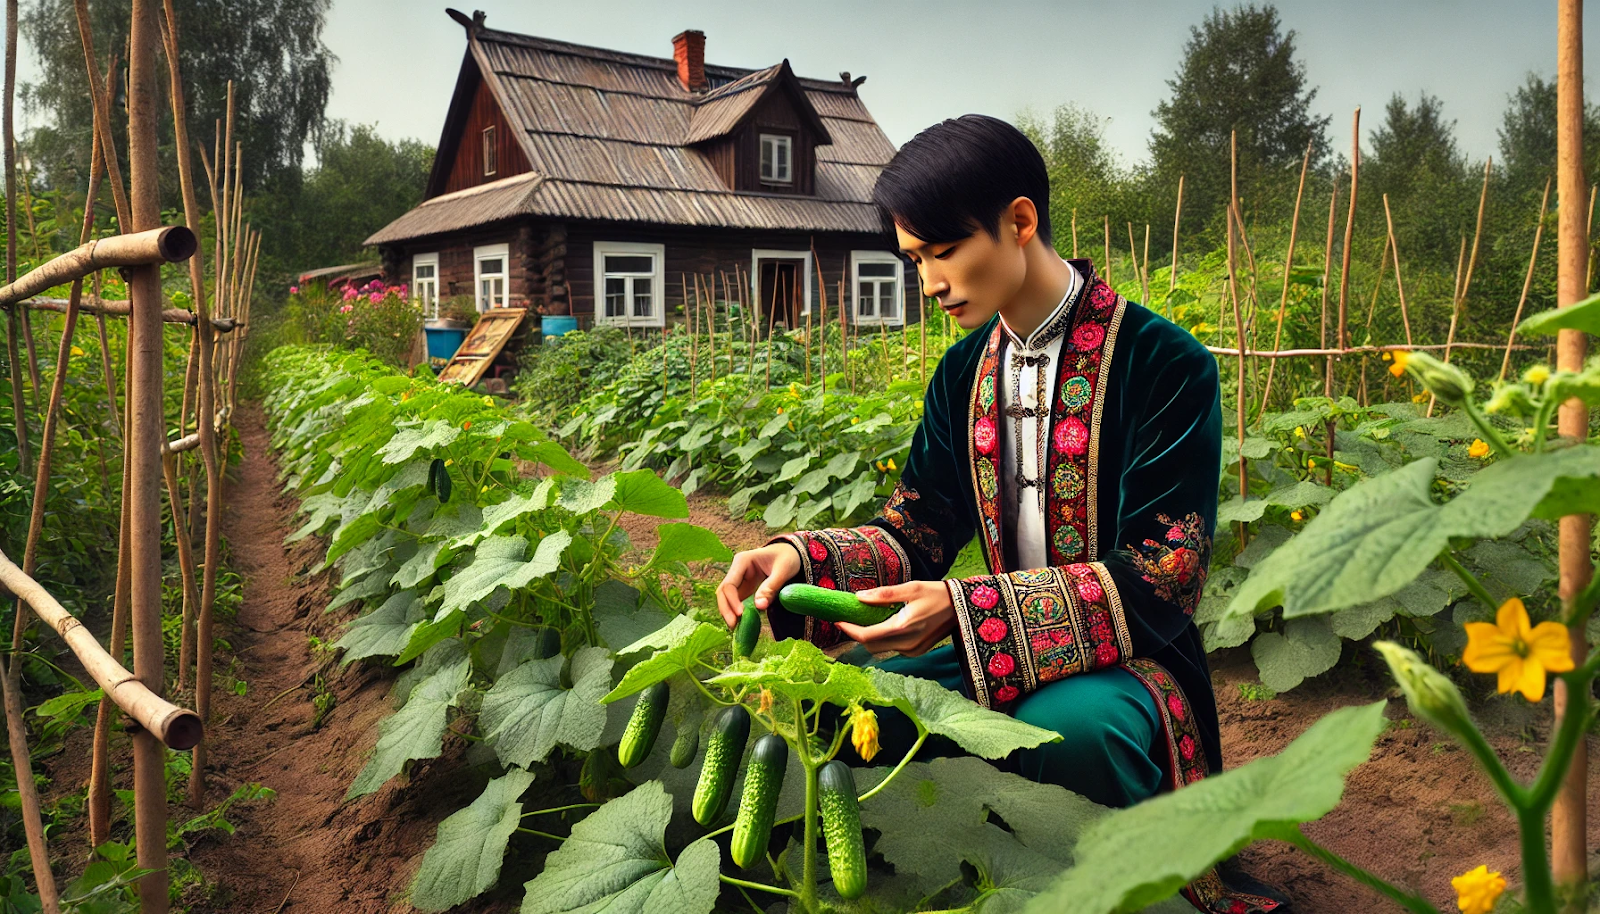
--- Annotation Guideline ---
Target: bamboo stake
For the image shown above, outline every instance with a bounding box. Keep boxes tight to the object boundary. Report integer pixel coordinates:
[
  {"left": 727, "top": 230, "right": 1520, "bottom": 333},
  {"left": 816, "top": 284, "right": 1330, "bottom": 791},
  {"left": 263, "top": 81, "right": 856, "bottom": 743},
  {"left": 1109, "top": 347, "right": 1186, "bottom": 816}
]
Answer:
[
  {"left": 127, "top": 0, "right": 172, "bottom": 906},
  {"left": 1071, "top": 208, "right": 1078, "bottom": 259},
  {"left": 1141, "top": 224, "right": 1151, "bottom": 308},
  {"left": 1102, "top": 214, "right": 1112, "bottom": 288},
  {"left": 812, "top": 262, "right": 826, "bottom": 386},
  {"left": 1227, "top": 132, "right": 1248, "bottom": 546},
  {"left": 684, "top": 273, "right": 697, "bottom": 402},
  {"left": 1586, "top": 183, "right": 1596, "bottom": 293},
  {"left": 1431, "top": 160, "right": 1492, "bottom": 416},
  {"left": 1334, "top": 110, "right": 1360, "bottom": 387},
  {"left": 1358, "top": 235, "right": 1392, "bottom": 406},
  {"left": 1500, "top": 176, "right": 1552, "bottom": 381},
  {"left": 1210, "top": 341, "right": 1540, "bottom": 358},
  {"left": 73, "top": 2, "right": 129, "bottom": 232},
  {"left": 2, "top": 0, "right": 26, "bottom": 477},
  {"left": 1126, "top": 222, "right": 1140, "bottom": 298},
  {"left": 1167, "top": 175, "right": 1185, "bottom": 312},
  {"left": 1553, "top": 2, "right": 1591, "bottom": 901},
  {"left": 1319, "top": 176, "right": 1340, "bottom": 398},
  {"left": 1381, "top": 194, "right": 1415, "bottom": 347},
  {"left": 1257, "top": 142, "right": 1311, "bottom": 421},
  {"left": 919, "top": 297, "right": 927, "bottom": 388}
]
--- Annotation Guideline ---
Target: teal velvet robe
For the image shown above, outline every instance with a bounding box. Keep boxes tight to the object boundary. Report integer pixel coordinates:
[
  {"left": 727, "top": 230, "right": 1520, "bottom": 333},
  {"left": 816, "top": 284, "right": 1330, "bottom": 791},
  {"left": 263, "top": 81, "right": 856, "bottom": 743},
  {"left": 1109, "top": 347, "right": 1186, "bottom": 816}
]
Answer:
[{"left": 768, "top": 260, "right": 1224, "bottom": 779}]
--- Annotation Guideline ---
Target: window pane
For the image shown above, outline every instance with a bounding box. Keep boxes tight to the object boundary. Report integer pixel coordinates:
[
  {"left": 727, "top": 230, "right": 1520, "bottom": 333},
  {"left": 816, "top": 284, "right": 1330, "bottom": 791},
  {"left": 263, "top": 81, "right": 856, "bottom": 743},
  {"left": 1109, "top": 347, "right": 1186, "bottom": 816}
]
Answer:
[
  {"left": 633, "top": 285, "right": 652, "bottom": 318},
  {"left": 761, "top": 139, "right": 774, "bottom": 179},
  {"left": 605, "top": 277, "right": 626, "bottom": 317},
  {"left": 605, "top": 254, "right": 654, "bottom": 274},
  {"left": 879, "top": 282, "right": 898, "bottom": 319},
  {"left": 414, "top": 264, "right": 435, "bottom": 280},
  {"left": 858, "top": 262, "right": 896, "bottom": 278},
  {"left": 480, "top": 257, "right": 503, "bottom": 275},
  {"left": 858, "top": 281, "right": 874, "bottom": 316}
]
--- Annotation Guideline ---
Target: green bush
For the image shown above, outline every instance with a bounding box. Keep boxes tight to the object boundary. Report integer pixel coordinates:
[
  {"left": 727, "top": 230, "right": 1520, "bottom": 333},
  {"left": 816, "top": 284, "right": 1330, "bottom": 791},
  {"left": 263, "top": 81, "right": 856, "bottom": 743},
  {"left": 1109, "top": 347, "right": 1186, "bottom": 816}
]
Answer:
[{"left": 513, "top": 327, "right": 636, "bottom": 415}]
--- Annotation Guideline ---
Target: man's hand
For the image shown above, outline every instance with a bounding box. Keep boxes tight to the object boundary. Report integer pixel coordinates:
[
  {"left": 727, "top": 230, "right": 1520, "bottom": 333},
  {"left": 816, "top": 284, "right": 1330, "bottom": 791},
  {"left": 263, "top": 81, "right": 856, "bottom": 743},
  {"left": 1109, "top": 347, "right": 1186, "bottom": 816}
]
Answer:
[
  {"left": 836, "top": 581, "right": 956, "bottom": 656},
  {"left": 716, "top": 543, "right": 801, "bottom": 629}
]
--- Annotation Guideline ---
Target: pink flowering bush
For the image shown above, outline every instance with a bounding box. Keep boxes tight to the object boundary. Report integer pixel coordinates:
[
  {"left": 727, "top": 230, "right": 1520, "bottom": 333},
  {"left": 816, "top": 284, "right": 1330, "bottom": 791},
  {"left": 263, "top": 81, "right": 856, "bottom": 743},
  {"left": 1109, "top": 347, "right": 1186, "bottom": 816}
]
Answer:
[{"left": 282, "top": 279, "right": 423, "bottom": 367}]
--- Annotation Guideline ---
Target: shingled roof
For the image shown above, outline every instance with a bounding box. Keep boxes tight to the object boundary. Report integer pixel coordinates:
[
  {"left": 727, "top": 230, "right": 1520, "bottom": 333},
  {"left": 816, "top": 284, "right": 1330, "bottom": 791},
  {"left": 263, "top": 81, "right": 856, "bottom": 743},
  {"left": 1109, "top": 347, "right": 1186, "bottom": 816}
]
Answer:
[{"left": 366, "top": 19, "right": 896, "bottom": 246}]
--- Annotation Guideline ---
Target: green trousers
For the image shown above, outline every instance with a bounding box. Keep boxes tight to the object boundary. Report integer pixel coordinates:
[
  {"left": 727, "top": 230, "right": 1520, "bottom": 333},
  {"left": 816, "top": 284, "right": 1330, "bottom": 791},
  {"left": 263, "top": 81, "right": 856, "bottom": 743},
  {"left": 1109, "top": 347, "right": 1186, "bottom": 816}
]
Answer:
[{"left": 846, "top": 644, "right": 1165, "bottom": 808}]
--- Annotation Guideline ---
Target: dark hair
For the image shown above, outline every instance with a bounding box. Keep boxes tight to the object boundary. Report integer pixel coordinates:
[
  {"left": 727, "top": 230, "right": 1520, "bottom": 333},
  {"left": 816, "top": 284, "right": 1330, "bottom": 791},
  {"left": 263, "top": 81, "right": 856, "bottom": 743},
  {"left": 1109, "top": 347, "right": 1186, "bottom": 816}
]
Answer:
[{"left": 871, "top": 114, "right": 1052, "bottom": 247}]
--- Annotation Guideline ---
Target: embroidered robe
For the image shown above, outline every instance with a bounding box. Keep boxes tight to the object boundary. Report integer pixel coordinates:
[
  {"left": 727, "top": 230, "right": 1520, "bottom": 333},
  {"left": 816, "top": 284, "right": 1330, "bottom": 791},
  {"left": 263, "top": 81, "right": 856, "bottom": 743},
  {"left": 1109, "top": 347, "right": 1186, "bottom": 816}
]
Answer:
[{"left": 766, "top": 260, "right": 1224, "bottom": 779}]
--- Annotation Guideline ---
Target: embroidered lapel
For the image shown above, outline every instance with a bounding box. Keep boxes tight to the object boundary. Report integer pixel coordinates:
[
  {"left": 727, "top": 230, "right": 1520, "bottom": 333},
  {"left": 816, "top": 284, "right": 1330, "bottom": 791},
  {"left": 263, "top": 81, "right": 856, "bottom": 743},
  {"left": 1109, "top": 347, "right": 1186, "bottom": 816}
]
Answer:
[
  {"left": 967, "top": 320, "right": 1005, "bottom": 573},
  {"left": 1044, "top": 266, "right": 1127, "bottom": 566}
]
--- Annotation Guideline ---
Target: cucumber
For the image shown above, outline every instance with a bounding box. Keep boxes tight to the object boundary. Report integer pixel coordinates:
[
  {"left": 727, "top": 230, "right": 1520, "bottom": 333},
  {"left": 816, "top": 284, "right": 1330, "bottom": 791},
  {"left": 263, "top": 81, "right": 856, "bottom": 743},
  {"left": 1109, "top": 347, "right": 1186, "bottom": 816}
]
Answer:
[
  {"left": 618, "top": 681, "right": 668, "bottom": 768},
  {"left": 730, "top": 735, "right": 788, "bottom": 869},
  {"left": 428, "top": 457, "right": 452, "bottom": 503},
  {"left": 778, "top": 583, "right": 896, "bottom": 626},
  {"left": 818, "top": 761, "right": 867, "bottom": 899},
  {"left": 734, "top": 596, "right": 761, "bottom": 658},
  {"left": 669, "top": 721, "right": 699, "bottom": 769},
  {"left": 693, "top": 705, "right": 750, "bottom": 826}
]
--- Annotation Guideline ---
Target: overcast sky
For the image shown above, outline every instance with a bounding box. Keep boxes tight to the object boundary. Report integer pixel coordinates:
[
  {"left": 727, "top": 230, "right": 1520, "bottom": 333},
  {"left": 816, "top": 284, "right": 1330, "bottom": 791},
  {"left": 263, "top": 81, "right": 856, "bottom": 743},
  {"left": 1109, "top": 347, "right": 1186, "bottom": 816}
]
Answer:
[{"left": 21, "top": 1, "right": 1597, "bottom": 166}]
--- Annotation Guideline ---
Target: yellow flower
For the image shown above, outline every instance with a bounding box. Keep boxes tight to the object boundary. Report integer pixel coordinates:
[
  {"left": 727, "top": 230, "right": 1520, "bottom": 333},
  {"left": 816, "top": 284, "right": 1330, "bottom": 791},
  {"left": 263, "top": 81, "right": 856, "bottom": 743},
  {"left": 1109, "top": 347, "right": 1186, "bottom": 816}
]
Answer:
[
  {"left": 1463, "top": 598, "right": 1574, "bottom": 702},
  {"left": 1523, "top": 364, "right": 1551, "bottom": 386},
  {"left": 1467, "top": 439, "right": 1490, "bottom": 459},
  {"left": 1381, "top": 351, "right": 1392, "bottom": 361},
  {"left": 1307, "top": 458, "right": 1316, "bottom": 468},
  {"left": 1389, "top": 350, "right": 1411, "bottom": 378},
  {"left": 851, "top": 416, "right": 860, "bottom": 424},
  {"left": 70, "top": 345, "right": 84, "bottom": 357},
  {"left": 1412, "top": 393, "right": 1428, "bottom": 403},
  {"left": 1290, "top": 510, "right": 1303, "bottom": 522},
  {"left": 886, "top": 458, "right": 896, "bottom": 472},
  {"left": 1450, "top": 865, "right": 1506, "bottom": 914},
  {"left": 875, "top": 460, "right": 886, "bottom": 472},
  {"left": 850, "top": 706, "right": 880, "bottom": 762},
  {"left": 1293, "top": 426, "right": 1305, "bottom": 439},
  {"left": 776, "top": 407, "right": 783, "bottom": 414},
  {"left": 787, "top": 421, "right": 794, "bottom": 430},
  {"left": 483, "top": 396, "right": 495, "bottom": 407},
  {"left": 757, "top": 688, "right": 773, "bottom": 717}
]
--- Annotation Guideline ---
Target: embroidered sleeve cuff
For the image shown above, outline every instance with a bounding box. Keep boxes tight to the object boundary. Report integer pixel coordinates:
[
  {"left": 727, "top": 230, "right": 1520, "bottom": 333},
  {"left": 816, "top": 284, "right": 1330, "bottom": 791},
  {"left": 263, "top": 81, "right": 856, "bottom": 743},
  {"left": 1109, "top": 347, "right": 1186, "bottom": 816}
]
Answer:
[
  {"left": 946, "top": 563, "right": 1134, "bottom": 709},
  {"left": 765, "top": 526, "right": 911, "bottom": 648}
]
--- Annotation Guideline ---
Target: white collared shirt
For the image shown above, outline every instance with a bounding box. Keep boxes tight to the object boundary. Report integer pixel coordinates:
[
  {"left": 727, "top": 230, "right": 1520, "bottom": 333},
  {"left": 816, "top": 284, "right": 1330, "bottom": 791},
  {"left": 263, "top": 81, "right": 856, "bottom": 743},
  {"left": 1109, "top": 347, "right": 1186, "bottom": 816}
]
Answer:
[{"left": 996, "top": 262, "right": 1083, "bottom": 570}]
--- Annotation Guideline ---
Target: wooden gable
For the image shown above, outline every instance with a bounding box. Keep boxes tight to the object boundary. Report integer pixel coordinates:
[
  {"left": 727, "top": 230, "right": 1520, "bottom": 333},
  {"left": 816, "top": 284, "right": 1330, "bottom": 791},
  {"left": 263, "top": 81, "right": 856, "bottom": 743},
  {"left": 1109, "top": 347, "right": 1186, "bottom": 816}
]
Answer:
[{"left": 441, "top": 77, "right": 532, "bottom": 194}]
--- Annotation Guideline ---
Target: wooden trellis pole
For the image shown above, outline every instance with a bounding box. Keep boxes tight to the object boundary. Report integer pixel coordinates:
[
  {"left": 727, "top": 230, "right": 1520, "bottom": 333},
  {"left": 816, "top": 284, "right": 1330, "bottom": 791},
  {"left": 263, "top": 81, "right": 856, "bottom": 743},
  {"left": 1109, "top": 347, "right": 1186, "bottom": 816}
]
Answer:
[
  {"left": 1070, "top": 208, "right": 1077, "bottom": 259},
  {"left": 1256, "top": 142, "right": 1312, "bottom": 420},
  {"left": 1102, "top": 214, "right": 1112, "bottom": 287},
  {"left": 1226, "top": 133, "right": 1248, "bottom": 547},
  {"left": 1168, "top": 174, "right": 1184, "bottom": 310},
  {"left": 1381, "top": 193, "right": 1415, "bottom": 348},
  {"left": 1430, "top": 158, "right": 1493, "bottom": 417},
  {"left": 1499, "top": 176, "right": 1552, "bottom": 381},
  {"left": 1553, "top": 0, "right": 1592, "bottom": 901},
  {"left": 1319, "top": 175, "right": 1339, "bottom": 399}
]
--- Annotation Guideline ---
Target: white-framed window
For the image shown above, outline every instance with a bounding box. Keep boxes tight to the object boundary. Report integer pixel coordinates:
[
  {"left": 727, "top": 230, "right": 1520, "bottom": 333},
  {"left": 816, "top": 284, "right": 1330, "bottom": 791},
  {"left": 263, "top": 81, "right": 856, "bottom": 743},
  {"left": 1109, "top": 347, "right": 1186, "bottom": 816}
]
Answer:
[
  {"left": 759, "top": 134, "right": 792, "bottom": 184},
  {"left": 852, "top": 251, "right": 905, "bottom": 326},
  {"left": 483, "top": 126, "right": 497, "bottom": 177},
  {"left": 750, "top": 249, "right": 814, "bottom": 324},
  {"left": 593, "top": 241, "right": 665, "bottom": 327},
  {"left": 474, "top": 243, "right": 509, "bottom": 312},
  {"left": 412, "top": 252, "right": 439, "bottom": 318}
]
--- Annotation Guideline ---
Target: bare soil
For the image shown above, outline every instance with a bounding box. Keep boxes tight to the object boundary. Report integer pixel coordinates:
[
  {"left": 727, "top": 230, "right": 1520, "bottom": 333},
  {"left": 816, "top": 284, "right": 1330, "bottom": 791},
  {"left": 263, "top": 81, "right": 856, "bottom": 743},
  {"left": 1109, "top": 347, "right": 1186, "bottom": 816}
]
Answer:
[{"left": 36, "top": 407, "right": 1599, "bottom": 913}]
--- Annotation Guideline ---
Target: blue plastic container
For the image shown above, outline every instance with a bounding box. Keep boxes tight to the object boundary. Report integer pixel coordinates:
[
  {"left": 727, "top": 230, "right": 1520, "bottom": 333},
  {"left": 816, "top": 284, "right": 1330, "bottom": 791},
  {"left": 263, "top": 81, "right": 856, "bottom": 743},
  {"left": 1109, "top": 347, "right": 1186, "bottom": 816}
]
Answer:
[
  {"left": 542, "top": 314, "right": 579, "bottom": 342},
  {"left": 424, "top": 325, "right": 469, "bottom": 360}
]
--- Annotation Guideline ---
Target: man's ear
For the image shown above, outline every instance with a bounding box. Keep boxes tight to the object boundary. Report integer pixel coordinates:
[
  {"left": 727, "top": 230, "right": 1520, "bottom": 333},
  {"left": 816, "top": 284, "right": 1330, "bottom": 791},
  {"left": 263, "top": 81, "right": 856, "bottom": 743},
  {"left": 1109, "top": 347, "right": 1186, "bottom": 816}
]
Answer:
[{"left": 1008, "top": 196, "right": 1039, "bottom": 249}]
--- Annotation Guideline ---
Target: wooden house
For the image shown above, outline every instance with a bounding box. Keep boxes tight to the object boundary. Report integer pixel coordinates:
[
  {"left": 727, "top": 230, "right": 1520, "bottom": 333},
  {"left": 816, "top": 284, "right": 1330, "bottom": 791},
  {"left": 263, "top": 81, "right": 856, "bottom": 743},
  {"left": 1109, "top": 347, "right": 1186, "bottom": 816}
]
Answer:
[{"left": 365, "top": 9, "right": 916, "bottom": 334}]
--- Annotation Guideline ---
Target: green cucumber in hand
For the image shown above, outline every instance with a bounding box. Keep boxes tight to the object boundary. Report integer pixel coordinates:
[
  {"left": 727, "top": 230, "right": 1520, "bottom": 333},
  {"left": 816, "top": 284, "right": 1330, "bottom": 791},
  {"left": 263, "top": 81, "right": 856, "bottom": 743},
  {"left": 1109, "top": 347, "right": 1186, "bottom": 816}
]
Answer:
[
  {"left": 734, "top": 595, "right": 761, "bottom": 658},
  {"left": 778, "top": 583, "right": 896, "bottom": 626}
]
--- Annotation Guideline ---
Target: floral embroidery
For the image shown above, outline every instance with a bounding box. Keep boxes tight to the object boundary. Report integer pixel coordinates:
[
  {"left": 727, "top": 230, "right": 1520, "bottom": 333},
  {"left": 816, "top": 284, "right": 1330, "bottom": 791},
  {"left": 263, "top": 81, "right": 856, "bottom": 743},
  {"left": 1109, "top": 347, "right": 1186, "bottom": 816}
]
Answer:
[
  {"left": 974, "top": 416, "right": 997, "bottom": 455},
  {"left": 881, "top": 483, "right": 947, "bottom": 567},
  {"left": 1060, "top": 374, "right": 1092, "bottom": 411},
  {"left": 977, "top": 618, "right": 1008, "bottom": 642},
  {"left": 947, "top": 563, "right": 1133, "bottom": 708},
  {"left": 1070, "top": 322, "right": 1105, "bottom": 351},
  {"left": 774, "top": 526, "right": 910, "bottom": 648},
  {"left": 1042, "top": 270, "right": 1125, "bottom": 567},
  {"left": 1130, "top": 511, "right": 1211, "bottom": 615}
]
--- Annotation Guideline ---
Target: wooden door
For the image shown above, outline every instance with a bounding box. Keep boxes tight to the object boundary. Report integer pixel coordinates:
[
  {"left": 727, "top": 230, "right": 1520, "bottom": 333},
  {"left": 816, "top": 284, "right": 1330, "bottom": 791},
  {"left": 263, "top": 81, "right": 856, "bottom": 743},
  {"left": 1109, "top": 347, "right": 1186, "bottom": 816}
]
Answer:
[{"left": 759, "top": 260, "right": 802, "bottom": 332}]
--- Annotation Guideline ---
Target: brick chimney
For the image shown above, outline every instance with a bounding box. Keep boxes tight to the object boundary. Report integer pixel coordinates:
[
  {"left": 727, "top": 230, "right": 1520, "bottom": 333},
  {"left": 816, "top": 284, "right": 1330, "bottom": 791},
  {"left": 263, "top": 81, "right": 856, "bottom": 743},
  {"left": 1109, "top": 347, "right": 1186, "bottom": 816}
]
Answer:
[{"left": 672, "top": 30, "right": 706, "bottom": 92}]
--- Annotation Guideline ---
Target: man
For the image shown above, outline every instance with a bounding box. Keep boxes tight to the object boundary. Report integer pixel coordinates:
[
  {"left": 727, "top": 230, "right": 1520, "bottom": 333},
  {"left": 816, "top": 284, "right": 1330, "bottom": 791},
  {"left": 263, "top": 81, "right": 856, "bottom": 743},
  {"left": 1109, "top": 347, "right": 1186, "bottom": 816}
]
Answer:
[{"left": 716, "top": 115, "right": 1283, "bottom": 914}]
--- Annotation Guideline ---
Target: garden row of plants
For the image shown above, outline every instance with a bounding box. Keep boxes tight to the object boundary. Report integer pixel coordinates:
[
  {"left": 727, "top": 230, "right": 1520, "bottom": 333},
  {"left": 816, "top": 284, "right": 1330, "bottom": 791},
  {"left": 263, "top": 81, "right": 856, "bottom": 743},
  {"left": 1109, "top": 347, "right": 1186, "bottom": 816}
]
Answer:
[
  {"left": 276, "top": 329, "right": 1600, "bottom": 914},
  {"left": 266, "top": 343, "right": 1415, "bottom": 914}
]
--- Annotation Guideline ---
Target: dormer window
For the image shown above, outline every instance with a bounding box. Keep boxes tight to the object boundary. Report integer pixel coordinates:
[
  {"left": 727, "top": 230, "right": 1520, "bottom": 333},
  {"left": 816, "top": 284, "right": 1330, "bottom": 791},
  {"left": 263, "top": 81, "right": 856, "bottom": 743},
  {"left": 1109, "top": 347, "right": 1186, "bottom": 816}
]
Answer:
[
  {"left": 483, "top": 126, "right": 497, "bottom": 176},
  {"left": 760, "top": 134, "right": 791, "bottom": 184}
]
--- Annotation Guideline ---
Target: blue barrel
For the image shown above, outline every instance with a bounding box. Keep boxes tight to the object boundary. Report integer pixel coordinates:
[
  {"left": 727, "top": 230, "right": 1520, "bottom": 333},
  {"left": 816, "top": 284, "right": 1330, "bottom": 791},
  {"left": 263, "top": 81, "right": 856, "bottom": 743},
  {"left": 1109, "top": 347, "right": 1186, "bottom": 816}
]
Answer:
[
  {"left": 424, "top": 326, "right": 469, "bottom": 360},
  {"left": 542, "top": 314, "right": 579, "bottom": 342}
]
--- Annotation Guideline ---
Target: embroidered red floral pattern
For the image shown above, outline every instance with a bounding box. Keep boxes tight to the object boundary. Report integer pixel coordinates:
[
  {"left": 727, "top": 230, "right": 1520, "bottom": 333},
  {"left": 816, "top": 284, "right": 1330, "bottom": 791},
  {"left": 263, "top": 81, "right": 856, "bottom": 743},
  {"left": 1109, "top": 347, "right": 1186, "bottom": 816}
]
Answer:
[
  {"left": 967, "top": 322, "right": 1006, "bottom": 571},
  {"left": 773, "top": 526, "right": 909, "bottom": 648},
  {"left": 1044, "top": 273, "right": 1124, "bottom": 566},
  {"left": 1129, "top": 511, "right": 1211, "bottom": 615},
  {"left": 946, "top": 563, "right": 1133, "bottom": 708}
]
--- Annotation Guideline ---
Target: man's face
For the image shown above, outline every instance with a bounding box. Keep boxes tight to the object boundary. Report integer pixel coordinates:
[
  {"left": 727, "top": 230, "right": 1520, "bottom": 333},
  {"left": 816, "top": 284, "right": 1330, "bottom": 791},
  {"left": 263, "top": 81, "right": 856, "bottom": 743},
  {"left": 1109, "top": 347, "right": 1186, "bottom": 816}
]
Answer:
[{"left": 895, "top": 220, "right": 1026, "bottom": 331}]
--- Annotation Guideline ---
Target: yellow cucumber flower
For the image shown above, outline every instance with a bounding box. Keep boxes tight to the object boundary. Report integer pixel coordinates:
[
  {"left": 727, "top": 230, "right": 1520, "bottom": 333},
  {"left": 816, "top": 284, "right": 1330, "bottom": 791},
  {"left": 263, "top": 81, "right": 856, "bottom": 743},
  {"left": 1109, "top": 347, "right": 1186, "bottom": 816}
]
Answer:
[
  {"left": 70, "top": 345, "right": 84, "bottom": 357},
  {"left": 1467, "top": 439, "right": 1490, "bottom": 459},
  {"left": 1450, "top": 865, "right": 1505, "bottom": 914},
  {"left": 1389, "top": 350, "right": 1410, "bottom": 377},
  {"left": 1523, "top": 364, "right": 1551, "bottom": 386},
  {"left": 886, "top": 457, "right": 896, "bottom": 472},
  {"left": 850, "top": 706, "right": 880, "bottom": 762},
  {"left": 1463, "top": 598, "right": 1573, "bottom": 702},
  {"left": 1290, "top": 510, "right": 1303, "bottom": 522}
]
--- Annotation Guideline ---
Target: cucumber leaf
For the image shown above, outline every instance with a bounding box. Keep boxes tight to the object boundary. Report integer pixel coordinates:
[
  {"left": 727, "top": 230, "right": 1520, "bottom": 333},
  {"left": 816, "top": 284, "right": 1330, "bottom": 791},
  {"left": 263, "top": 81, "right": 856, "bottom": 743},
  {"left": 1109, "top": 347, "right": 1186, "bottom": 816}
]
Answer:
[
  {"left": 481, "top": 648, "right": 614, "bottom": 767},
  {"left": 348, "top": 658, "right": 471, "bottom": 799},
  {"left": 520, "top": 783, "right": 720, "bottom": 914},
  {"left": 867, "top": 667, "right": 1061, "bottom": 758},
  {"left": 410, "top": 767, "right": 535, "bottom": 911}
]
